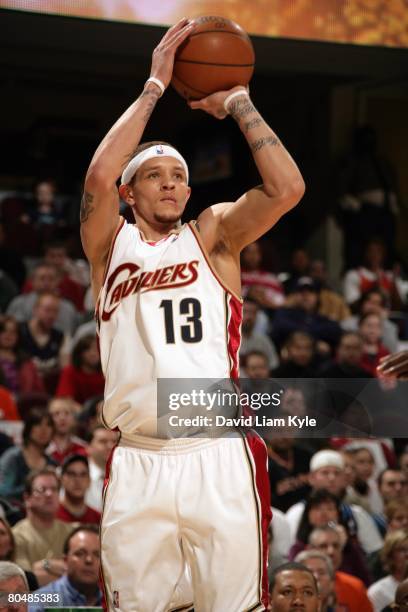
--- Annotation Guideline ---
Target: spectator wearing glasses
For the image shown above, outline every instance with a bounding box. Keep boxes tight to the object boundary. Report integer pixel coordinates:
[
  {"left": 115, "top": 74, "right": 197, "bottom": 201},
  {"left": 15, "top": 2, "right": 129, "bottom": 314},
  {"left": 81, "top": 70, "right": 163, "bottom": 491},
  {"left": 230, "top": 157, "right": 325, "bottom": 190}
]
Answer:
[
  {"left": 11, "top": 467, "right": 74, "bottom": 586},
  {"left": 57, "top": 455, "right": 100, "bottom": 525},
  {"left": 30, "top": 525, "right": 102, "bottom": 612}
]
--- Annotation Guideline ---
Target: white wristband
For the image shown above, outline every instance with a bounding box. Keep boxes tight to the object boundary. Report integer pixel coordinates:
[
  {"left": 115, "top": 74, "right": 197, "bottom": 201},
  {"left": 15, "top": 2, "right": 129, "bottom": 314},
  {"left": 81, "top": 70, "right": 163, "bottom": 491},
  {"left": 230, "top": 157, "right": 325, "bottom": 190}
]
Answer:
[
  {"left": 145, "top": 77, "right": 165, "bottom": 97},
  {"left": 223, "top": 88, "right": 249, "bottom": 113}
]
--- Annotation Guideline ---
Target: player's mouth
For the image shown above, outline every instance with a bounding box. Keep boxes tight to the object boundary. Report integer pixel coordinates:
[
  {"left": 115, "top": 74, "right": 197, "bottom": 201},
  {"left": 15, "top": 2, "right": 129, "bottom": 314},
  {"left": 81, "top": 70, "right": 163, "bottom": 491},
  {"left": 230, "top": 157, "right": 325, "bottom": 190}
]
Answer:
[{"left": 160, "top": 196, "right": 177, "bottom": 203}]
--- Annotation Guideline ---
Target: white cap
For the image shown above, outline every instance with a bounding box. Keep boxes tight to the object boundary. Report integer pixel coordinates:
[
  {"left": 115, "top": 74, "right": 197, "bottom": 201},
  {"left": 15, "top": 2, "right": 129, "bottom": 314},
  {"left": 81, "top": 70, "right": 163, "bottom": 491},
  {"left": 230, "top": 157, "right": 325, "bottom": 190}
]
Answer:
[{"left": 310, "top": 450, "right": 344, "bottom": 472}]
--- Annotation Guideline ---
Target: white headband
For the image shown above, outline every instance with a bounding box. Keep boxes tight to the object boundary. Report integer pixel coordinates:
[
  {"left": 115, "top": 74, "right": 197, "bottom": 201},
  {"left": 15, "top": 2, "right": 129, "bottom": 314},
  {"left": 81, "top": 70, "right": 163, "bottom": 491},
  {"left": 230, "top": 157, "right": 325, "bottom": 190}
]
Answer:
[{"left": 121, "top": 144, "right": 189, "bottom": 185}]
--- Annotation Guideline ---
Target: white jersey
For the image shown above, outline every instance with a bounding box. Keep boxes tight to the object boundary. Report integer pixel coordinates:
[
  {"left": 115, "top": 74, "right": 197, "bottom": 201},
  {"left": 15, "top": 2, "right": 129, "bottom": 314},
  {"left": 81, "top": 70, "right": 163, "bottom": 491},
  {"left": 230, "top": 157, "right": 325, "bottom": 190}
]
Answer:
[{"left": 97, "top": 218, "right": 242, "bottom": 437}]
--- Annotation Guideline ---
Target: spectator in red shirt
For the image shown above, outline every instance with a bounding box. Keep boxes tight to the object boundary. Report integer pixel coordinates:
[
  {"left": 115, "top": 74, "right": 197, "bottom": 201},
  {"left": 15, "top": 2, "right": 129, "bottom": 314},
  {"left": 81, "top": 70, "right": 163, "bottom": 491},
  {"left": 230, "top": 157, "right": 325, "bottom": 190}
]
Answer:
[
  {"left": 0, "top": 316, "right": 45, "bottom": 398},
  {"left": 359, "top": 312, "right": 390, "bottom": 376},
  {"left": 241, "top": 241, "right": 285, "bottom": 310},
  {"left": 57, "top": 455, "right": 100, "bottom": 525},
  {"left": 47, "top": 397, "right": 87, "bottom": 465},
  {"left": 56, "top": 336, "right": 104, "bottom": 404}
]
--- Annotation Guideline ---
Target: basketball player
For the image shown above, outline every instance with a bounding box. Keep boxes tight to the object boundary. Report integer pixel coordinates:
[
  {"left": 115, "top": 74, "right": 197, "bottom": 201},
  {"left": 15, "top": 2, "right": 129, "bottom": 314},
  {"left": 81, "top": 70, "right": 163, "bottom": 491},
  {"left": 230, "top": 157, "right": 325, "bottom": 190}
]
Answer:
[{"left": 80, "top": 18, "right": 305, "bottom": 612}]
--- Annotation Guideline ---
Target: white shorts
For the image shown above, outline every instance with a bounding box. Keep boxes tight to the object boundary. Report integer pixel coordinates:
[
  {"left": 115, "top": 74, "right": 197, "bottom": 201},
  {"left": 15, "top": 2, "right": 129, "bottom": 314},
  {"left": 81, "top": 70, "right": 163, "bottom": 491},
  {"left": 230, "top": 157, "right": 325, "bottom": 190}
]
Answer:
[{"left": 100, "top": 432, "right": 271, "bottom": 612}]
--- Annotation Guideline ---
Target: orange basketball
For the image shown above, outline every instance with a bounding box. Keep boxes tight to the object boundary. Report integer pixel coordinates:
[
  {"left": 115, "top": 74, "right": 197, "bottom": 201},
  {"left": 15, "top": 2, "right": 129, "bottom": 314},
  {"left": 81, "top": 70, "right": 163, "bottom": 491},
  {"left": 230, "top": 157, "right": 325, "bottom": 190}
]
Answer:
[{"left": 172, "top": 16, "right": 255, "bottom": 100}]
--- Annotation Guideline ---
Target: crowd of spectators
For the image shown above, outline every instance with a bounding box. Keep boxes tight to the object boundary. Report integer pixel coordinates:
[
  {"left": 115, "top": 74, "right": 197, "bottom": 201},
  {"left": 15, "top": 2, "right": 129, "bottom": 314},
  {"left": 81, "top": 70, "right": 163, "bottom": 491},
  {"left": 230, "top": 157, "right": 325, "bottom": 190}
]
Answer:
[{"left": 0, "top": 179, "right": 408, "bottom": 610}]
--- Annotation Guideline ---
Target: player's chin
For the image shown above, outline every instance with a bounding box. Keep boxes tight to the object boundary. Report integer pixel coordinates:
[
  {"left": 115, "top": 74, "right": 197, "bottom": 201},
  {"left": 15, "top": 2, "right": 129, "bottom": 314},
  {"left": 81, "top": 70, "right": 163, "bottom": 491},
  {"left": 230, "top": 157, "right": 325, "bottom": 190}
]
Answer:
[{"left": 153, "top": 211, "right": 182, "bottom": 224}]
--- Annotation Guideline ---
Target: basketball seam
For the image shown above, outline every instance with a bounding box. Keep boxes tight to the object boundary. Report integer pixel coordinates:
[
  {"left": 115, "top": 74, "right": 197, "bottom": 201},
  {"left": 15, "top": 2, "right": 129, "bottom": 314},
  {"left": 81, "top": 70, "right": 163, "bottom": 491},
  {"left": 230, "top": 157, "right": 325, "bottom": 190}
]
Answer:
[
  {"left": 171, "top": 74, "right": 210, "bottom": 96},
  {"left": 175, "top": 59, "right": 254, "bottom": 67},
  {"left": 188, "top": 30, "right": 251, "bottom": 40}
]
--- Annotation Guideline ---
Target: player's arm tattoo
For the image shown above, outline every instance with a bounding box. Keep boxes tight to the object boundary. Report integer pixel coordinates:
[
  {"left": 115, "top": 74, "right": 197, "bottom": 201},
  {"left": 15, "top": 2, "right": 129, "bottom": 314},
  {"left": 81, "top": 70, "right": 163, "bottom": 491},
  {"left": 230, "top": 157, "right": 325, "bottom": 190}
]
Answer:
[
  {"left": 250, "top": 136, "right": 280, "bottom": 152},
  {"left": 243, "top": 117, "right": 263, "bottom": 132},
  {"left": 139, "top": 87, "right": 160, "bottom": 123},
  {"left": 80, "top": 190, "right": 95, "bottom": 223},
  {"left": 228, "top": 98, "right": 257, "bottom": 121}
]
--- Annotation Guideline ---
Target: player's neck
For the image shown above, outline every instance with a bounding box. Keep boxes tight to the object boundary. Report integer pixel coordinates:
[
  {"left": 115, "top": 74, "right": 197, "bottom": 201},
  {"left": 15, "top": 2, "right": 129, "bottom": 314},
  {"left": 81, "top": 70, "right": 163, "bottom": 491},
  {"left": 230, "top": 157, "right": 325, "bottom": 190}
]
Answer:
[{"left": 135, "top": 216, "right": 180, "bottom": 242}]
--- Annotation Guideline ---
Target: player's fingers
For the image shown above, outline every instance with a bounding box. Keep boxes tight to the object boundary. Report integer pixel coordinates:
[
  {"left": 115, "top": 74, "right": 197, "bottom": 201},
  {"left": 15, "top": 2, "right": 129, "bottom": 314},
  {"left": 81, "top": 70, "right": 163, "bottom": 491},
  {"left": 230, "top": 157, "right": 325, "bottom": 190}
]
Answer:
[
  {"left": 188, "top": 100, "right": 205, "bottom": 110},
  {"left": 162, "top": 22, "right": 196, "bottom": 50},
  {"left": 160, "top": 17, "right": 189, "bottom": 42},
  {"left": 377, "top": 352, "right": 407, "bottom": 371}
]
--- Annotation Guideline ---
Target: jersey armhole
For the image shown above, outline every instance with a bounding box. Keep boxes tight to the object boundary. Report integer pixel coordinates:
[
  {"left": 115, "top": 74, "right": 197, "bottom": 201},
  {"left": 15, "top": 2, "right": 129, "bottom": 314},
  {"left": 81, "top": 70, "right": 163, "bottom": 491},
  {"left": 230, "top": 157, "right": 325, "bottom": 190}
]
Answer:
[{"left": 188, "top": 221, "right": 243, "bottom": 303}]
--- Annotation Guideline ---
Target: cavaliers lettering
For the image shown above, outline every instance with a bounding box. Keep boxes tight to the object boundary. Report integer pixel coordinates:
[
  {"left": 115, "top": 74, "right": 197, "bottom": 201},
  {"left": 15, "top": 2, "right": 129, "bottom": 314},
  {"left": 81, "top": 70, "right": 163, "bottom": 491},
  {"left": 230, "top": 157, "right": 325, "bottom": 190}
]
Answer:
[{"left": 102, "top": 259, "right": 199, "bottom": 320}]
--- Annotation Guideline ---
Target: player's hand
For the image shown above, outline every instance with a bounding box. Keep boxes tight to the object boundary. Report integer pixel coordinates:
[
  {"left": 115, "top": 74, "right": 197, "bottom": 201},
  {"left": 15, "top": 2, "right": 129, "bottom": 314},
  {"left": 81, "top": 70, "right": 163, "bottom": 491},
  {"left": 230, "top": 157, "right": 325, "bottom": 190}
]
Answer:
[
  {"left": 377, "top": 350, "right": 408, "bottom": 380},
  {"left": 149, "top": 18, "right": 196, "bottom": 90},
  {"left": 189, "top": 85, "right": 249, "bottom": 120}
]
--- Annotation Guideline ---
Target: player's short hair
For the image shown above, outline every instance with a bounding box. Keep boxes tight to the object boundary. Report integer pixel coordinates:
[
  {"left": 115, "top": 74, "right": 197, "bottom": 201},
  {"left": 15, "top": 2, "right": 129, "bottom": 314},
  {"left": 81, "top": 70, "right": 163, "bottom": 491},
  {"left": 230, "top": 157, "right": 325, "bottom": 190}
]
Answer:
[
  {"left": 63, "top": 524, "right": 99, "bottom": 555},
  {"left": 269, "top": 561, "right": 318, "bottom": 594}
]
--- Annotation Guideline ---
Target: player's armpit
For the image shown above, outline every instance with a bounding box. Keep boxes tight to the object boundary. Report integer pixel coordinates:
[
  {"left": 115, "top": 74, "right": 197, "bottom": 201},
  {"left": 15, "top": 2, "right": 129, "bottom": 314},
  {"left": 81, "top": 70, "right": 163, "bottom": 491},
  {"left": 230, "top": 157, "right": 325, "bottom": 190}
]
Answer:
[
  {"left": 219, "top": 181, "right": 304, "bottom": 252},
  {"left": 80, "top": 171, "right": 120, "bottom": 265}
]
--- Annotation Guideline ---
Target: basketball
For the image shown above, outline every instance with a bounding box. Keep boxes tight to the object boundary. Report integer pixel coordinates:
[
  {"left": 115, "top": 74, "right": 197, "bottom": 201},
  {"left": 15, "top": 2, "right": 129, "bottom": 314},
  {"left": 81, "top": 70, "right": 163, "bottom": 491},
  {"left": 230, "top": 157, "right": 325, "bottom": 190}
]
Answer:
[{"left": 172, "top": 16, "right": 255, "bottom": 100}]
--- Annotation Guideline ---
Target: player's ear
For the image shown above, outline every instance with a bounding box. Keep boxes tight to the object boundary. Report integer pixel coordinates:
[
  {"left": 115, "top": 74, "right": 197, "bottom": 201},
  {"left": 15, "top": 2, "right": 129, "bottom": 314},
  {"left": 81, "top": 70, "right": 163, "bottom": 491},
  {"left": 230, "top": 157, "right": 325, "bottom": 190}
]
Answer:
[
  {"left": 185, "top": 186, "right": 192, "bottom": 203},
  {"left": 119, "top": 184, "right": 135, "bottom": 206}
]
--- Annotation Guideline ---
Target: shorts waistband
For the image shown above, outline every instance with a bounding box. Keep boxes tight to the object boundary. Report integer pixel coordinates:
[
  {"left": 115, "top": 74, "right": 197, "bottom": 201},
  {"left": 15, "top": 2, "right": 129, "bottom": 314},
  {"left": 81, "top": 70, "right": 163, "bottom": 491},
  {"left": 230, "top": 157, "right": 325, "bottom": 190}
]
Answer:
[{"left": 118, "top": 432, "right": 239, "bottom": 454}]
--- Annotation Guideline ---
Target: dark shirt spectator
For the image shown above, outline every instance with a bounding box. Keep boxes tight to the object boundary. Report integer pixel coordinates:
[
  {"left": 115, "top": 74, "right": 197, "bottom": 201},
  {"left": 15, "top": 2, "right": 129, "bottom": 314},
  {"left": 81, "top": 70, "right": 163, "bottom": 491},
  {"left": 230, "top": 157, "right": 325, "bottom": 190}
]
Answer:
[
  {"left": 279, "top": 248, "right": 311, "bottom": 294},
  {"left": 22, "top": 180, "right": 65, "bottom": 232},
  {"left": 272, "top": 277, "right": 341, "bottom": 351},
  {"left": 320, "top": 330, "right": 372, "bottom": 378},
  {"left": 267, "top": 437, "right": 311, "bottom": 512},
  {"left": 0, "top": 410, "right": 55, "bottom": 502},
  {"left": 19, "top": 294, "right": 66, "bottom": 395},
  {"left": 272, "top": 331, "right": 318, "bottom": 378},
  {"left": 0, "top": 222, "right": 26, "bottom": 289}
]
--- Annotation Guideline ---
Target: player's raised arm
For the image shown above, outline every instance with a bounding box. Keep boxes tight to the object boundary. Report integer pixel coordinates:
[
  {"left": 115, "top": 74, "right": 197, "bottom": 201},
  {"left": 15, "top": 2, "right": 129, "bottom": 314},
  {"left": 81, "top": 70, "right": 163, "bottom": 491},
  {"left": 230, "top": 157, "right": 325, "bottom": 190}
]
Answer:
[
  {"left": 80, "top": 18, "right": 195, "bottom": 266},
  {"left": 189, "top": 88, "right": 305, "bottom": 252}
]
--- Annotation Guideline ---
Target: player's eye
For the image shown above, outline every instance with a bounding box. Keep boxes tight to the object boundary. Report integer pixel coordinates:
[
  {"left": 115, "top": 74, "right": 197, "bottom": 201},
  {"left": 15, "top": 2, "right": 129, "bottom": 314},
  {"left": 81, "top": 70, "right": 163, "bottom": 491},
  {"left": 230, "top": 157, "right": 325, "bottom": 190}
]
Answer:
[
  {"left": 175, "top": 173, "right": 183, "bottom": 179},
  {"left": 148, "top": 172, "right": 159, "bottom": 178}
]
